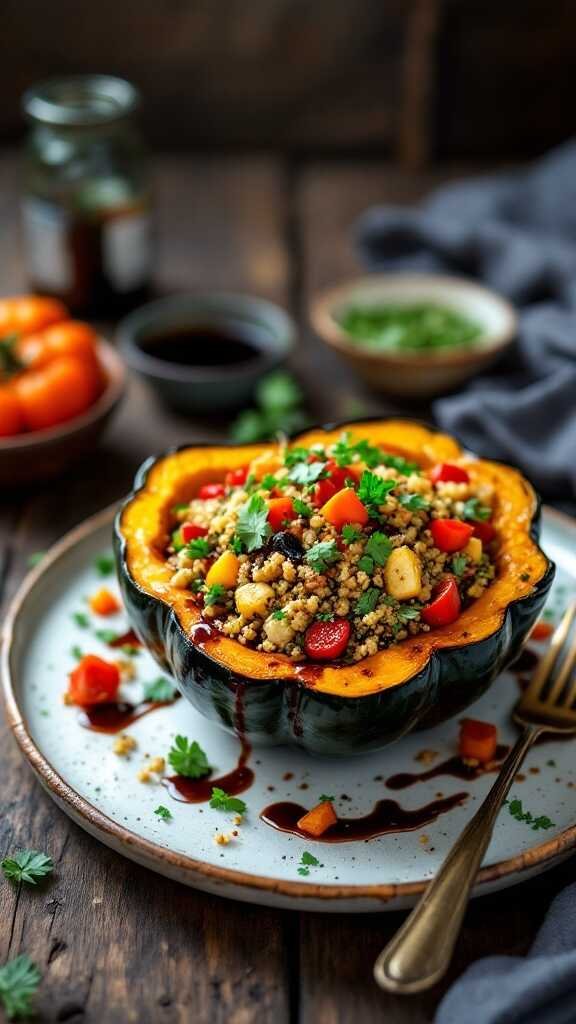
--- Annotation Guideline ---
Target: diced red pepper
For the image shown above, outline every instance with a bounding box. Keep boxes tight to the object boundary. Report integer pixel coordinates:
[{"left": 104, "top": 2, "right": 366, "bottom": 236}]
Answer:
[
  {"left": 459, "top": 719, "right": 498, "bottom": 763},
  {"left": 181, "top": 522, "right": 209, "bottom": 543},
  {"left": 324, "top": 459, "right": 358, "bottom": 490},
  {"left": 68, "top": 654, "right": 120, "bottom": 706},
  {"left": 304, "top": 618, "right": 351, "bottom": 660},
  {"left": 422, "top": 576, "right": 461, "bottom": 627},
  {"left": 313, "top": 477, "right": 337, "bottom": 507},
  {"left": 430, "top": 518, "right": 474, "bottom": 553},
  {"left": 430, "top": 463, "right": 470, "bottom": 485},
  {"left": 531, "top": 621, "right": 553, "bottom": 641},
  {"left": 472, "top": 520, "right": 496, "bottom": 544},
  {"left": 198, "top": 482, "right": 225, "bottom": 500},
  {"left": 225, "top": 465, "right": 249, "bottom": 487},
  {"left": 267, "top": 497, "right": 297, "bottom": 532}
]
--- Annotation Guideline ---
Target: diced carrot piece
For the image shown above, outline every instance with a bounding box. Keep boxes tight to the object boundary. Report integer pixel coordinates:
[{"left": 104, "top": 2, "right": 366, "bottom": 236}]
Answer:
[
  {"left": 267, "top": 497, "right": 296, "bottom": 532},
  {"left": 68, "top": 654, "right": 120, "bottom": 705},
  {"left": 320, "top": 488, "right": 369, "bottom": 529},
  {"left": 459, "top": 719, "right": 497, "bottom": 763},
  {"left": 531, "top": 621, "right": 553, "bottom": 641},
  {"left": 297, "top": 800, "right": 338, "bottom": 837},
  {"left": 89, "top": 588, "right": 121, "bottom": 616},
  {"left": 0, "top": 387, "right": 24, "bottom": 436}
]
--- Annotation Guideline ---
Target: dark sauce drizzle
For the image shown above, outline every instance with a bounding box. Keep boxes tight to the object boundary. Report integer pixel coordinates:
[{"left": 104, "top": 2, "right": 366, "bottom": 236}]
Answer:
[
  {"left": 386, "top": 744, "right": 509, "bottom": 791},
  {"left": 78, "top": 698, "right": 177, "bottom": 733},
  {"left": 261, "top": 793, "right": 467, "bottom": 843}
]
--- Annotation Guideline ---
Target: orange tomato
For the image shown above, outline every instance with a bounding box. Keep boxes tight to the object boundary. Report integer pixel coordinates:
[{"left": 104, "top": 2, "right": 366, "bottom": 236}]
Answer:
[
  {"left": 14, "top": 355, "right": 100, "bottom": 432},
  {"left": 17, "top": 321, "right": 99, "bottom": 371},
  {"left": 0, "top": 296, "right": 68, "bottom": 336},
  {"left": 0, "top": 387, "right": 24, "bottom": 436}
]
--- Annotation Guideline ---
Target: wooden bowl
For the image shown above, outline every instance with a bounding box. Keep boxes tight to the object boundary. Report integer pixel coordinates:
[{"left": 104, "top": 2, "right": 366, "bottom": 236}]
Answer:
[
  {"left": 0, "top": 340, "right": 125, "bottom": 486},
  {"left": 310, "top": 273, "right": 517, "bottom": 398}
]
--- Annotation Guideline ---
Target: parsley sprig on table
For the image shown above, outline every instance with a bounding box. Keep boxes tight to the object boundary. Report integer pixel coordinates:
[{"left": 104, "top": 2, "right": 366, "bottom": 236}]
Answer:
[
  {"left": 230, "top": 371, "right": 309, "bottom": 443},
  {"left": 0, "top": 955, "right": 41, "bottom": 1020},
  {"left": 143, "top": 677, "right": 178, "bottom": 703},
  {"left": 209, "top": 788, "right": 247, "bottom": 814},
  {"left": 305, "top": 540, "right": 340, "bottom": 573},
  {"left": 1, "top": 850, "right": 54, "bottom": 886},
  {"left": 234, "top": 494, "right": 271, "bottom": 552},
  {"left": 167, "top": 736, "right": 211, "bottom": 778}
]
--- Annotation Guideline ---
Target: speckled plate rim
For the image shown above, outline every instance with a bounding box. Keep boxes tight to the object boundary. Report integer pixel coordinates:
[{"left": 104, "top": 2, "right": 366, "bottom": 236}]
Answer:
[{"left": 2, "top": 504, "right": 576, "bottom": 909}]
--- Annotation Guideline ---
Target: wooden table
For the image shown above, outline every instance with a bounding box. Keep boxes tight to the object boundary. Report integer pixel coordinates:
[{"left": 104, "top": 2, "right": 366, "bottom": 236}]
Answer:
[{"left": 1, "top": 152, "right": 573, "bottom": 1023}]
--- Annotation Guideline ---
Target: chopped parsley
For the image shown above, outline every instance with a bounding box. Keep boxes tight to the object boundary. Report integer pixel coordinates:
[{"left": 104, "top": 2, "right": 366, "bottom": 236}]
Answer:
[
  {"left": 293, "top": 497, "right": 314, "bottom": 518},
  {"left": 358, "top": 555, "right": 374, "bottom": 574},
  {"left": 297, "top": 850, "right": 321, "bottom": 876},
  {"left": 332, "top": 434, "right": 420, "bottom": 475},
  {"left": 70, "top": 645, "right": 83, "bottom": 661},
  {"left": 341, "top": 524, "right": 362, "bottom": 545},
  {"left": 120, "top": 645, "right": 140, "bottom": 658},
  {"left": 305, "top": 540, "right": 340, "bottom": 573},
  {"left": 319, "top": 794, "right": 335, "bottom": 803},
  {"left": 365, "top": 531, "right": 393, "bottom": 566},
  {"left": 271, "top": 609, "right": 286, "bottom": 620},
  {"left": 95, "top": 629, "right": 118, "bottom": 644},
  {"left": 398, "top": 493, "right": 430, "bottom": 511},
  {"left": 316, "top": 612, "right": 334, "bottom": 622},
  {"left": 143, "top": 677, "right": 178, "bottom": 703},
  {"left": 185, "top": 537, "right": 211, "bottom": 559},
  {"left": 357, "top": 471, "right": 395, "bottom": 514},
  {"left": 204, "top": 584, "right": 227, "bottom": 607},
  {"left": 461, "top": 498, "right": 492, "bottom": 522},
  {"left": 355, "top": 587, "right": 381, "bottom": 616},
  {"left": 1, "top": 849, "right": 54, "bottom": 886},
  {"left": 94, "top": 554, "right": 115, "bottom": 576},
  {"left": 167, "top": 736, "right": 211, "bottom": 778},
  {"left": 154, "top": 805, "right": 172, "bottom": 821},
  {"left": 235, "top": 494, "right": 271, "bottom": 552},
  {"left": 229, "top": 535, "right": 244, "bottom": 555},
  {"left": 288, "top": 461, "right": 327, "bottom": 486},
  {"left": 209, "top": 787, "right": 247, "bottom": 813},
  {"left": 396, "top": 605, "right": 421, "bottom": 623},
  {"left": 0, "top": 955, "right": 41, "bottom": 1020},
  {"left": 505, "top": 798, "right": 555, "bottom": 830},
  {"left": 451, "top": 554, "right": 468, "bottom": 577},
  {"left": 284, "top": 446, "right": 312, "bottom": 467},
  {"left": 72, "top": 611, "right": 89, "bottom": 629}
]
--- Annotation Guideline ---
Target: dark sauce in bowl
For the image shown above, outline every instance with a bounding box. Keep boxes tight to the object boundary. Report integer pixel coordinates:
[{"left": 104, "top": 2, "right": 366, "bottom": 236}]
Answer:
[{"left": 139, "top": 324, "right": 265, "bottom": 370}]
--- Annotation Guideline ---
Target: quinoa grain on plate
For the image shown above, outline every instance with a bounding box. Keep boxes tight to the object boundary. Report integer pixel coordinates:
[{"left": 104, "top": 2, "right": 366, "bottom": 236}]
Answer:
[{"left": 165, "top": 434, "right": 496, "bottom": 664}]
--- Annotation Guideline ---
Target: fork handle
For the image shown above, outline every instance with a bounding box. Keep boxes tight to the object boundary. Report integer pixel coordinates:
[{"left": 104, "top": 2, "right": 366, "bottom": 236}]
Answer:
[{"left": 374, "top": 724, "right": 541, "bottom": 994}]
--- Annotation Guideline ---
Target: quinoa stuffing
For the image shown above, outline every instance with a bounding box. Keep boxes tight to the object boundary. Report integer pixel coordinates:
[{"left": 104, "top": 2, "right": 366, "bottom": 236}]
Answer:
[{"left": 164, "top": 434, "right": 497, "bottom": 664}]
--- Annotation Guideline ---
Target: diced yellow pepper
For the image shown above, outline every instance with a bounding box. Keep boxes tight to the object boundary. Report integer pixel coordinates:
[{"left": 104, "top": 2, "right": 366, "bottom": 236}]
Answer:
[
  {"left": 464, "top": 537, "right": 483, "bottom": 563},
  {"left": 384, "top": 545, "right": 422, "bottom": 600},
  {"left": 205, "top": 550, "right": 240, "bottom": 589}
]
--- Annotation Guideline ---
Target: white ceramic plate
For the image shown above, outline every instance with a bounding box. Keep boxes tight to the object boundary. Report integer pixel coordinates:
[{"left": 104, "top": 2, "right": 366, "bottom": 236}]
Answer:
[{"left": 3, "top": 507, "right": 576, "bottom": 913}]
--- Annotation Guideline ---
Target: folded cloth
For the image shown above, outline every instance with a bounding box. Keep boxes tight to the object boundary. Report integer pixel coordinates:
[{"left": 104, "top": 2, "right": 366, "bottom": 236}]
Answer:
[
  {"left": 355, "top": 141, "right": 576, "bottom": 501},
  {"left": 435, "top": 882, "right": 576, "bottom": 1024}
]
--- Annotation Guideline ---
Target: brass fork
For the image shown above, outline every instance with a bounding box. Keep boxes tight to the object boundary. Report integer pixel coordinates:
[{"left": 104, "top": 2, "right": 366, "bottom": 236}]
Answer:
[{"left": 374, "top": 602, "right": 576, "bottom": 995}]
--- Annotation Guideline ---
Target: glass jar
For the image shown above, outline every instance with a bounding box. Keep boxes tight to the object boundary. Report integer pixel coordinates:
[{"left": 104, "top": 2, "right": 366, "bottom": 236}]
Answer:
[{"left": 21, "top": 75, "right": 153, "bottom": 316}]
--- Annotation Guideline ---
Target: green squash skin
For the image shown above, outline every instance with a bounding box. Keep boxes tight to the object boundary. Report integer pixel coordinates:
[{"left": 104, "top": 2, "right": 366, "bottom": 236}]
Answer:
[{"left": 114, "top": 445, "right": 555, "bottom": 757}]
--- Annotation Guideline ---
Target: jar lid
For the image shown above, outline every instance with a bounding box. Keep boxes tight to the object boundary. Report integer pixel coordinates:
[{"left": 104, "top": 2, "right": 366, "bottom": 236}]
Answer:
[{"left": 22, "top": 75, "right": 140, "bottom": 126}]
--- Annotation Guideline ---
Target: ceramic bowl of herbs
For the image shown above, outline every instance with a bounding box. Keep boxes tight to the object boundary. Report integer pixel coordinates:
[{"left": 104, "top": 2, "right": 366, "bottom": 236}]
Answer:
[{"left": 310, "top": 273, "right": 517, "bottom": 398}]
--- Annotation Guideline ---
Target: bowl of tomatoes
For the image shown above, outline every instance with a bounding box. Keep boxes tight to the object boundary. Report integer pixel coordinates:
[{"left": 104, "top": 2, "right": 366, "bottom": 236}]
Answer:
[{"left": 0, "top": 295, "right": 125, "bottom": 484}]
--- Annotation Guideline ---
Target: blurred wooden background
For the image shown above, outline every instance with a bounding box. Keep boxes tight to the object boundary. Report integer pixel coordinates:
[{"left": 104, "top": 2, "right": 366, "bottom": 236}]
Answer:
[{"left": 3, "top": 0, "right": 575, "bottom": 163}]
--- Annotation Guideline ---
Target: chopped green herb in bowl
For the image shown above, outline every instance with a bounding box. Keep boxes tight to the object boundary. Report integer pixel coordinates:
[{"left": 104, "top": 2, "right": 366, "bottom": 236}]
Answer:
[{"left": 337, "top": 302, "right": 482, "bottom": 353}]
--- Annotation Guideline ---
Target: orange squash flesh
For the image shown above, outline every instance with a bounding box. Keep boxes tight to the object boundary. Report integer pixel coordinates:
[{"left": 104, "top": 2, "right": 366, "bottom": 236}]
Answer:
[{"left": 120, "top": 420, "right": 550, "bottom": 699}]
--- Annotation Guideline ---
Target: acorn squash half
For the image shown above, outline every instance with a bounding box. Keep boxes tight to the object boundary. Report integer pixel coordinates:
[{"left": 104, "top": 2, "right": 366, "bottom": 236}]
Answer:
[{"left": 114, "top": 420, "right": 554, "bottom": 755}]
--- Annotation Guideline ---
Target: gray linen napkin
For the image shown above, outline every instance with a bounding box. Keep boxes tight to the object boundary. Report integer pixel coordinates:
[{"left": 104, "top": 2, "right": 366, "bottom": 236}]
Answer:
[
  {"left": 355, "top": 141, "right": 576, "bottom": 501},
  {"left": 435, "top": 882, "right": 576, "bottom": 1024}
]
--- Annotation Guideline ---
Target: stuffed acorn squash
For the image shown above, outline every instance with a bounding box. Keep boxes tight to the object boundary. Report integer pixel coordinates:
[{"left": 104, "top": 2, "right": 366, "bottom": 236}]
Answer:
[{"left": 114, "top": 420, "right": 554, "bottom": 755}]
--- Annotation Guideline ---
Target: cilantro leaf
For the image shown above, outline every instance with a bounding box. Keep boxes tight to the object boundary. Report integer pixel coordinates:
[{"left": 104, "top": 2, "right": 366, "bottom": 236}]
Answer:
[
  {"left": 1, "top": 850, "right": 54, "bottom": 886},
  {"left": 301, "top": 851, "right": 320, "bottom": 866},
  {"left": 396, "top": 605, "right": 421, "bottom": 623},
  {"left": 461, "top": 498, "right": 492, "bottom": 522},
  {"left": 94, "top": 554, "right": 115, "bottom": 577},
  {"left": 204, "top": 584, "right": 227, "bottom": 607},
  {"left": 331, "top": 434, "right": 420, "bottom": 475},
  {"left": 305, "top": 540, "right": 341, "bottom": 573},
  {"left": 209, "top": 787, "right": 247, "bottom": 813},
  {"left": 398, "top": 493, "right": 430, "bottom": 511},
  {"left": 341, "top": 524, "right": 362, "bottom": 545},
  {"left": 316, "top": 612, "right": 334, "bottom": 622},
  {"left": 365, "top": 531, "right": 393, "bottom": 566},
  {"left": 229, "top": 535, "right": 244, "bottom": 555},
  {"left": 167, "top": 736, "right": 211, "bottom": 778},
  {"left": 451, "top": 554, "right": 468, "bottom": 577},
  {"left": 154, "top": 805, "right": 172, "bottom": 821},
  {"left": 235, "top": 494, "right": 271, "bottom": 552},
  {"left": 506, "top": 797, "right": 555, "bottom": 830},
  {"left": 293, "top": 498, "right": 314, "bottom": 518},
  {"left": 357, "top": 471, "right": 395, "bottom": 513},
  {"left": 358, "top": 555, "right": 374, "bottom": 574},
  {"left": 185, "top": 538, "right": 211, "bottom": 559},
  {"left": 143, "top": 677, "right": 178, "bottom": 702},
  {"left": 0, "top": 954, "right": 41, "bottom": 1020},
  {"left": 355, "top": 588, "right": 381, "bottom": 616},
  {"left": 288, "top": 461, "right": 327, "bottom": 485}
]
